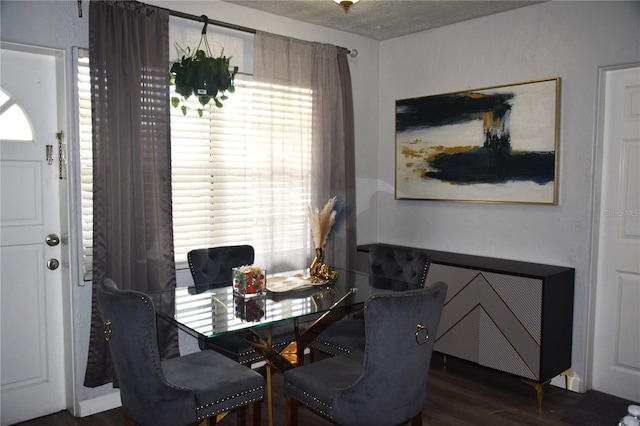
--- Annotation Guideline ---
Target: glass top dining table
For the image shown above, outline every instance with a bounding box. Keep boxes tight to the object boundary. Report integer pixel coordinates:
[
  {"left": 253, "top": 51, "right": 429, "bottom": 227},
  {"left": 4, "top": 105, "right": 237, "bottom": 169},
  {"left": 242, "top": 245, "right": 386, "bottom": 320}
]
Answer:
[{"left": 151, "top": 266, "right": 403, "bottom": 345}]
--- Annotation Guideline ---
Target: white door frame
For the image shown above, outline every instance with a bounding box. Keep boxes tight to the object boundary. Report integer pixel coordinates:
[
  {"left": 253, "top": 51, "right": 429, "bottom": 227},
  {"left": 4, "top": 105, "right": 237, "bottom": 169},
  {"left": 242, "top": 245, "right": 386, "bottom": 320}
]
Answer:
[
  {"left": 1, "top": 41, "right": 74, "bottom": 417},
  {"left": 587, "top": 61, "right": 640, "bottom": 392}
]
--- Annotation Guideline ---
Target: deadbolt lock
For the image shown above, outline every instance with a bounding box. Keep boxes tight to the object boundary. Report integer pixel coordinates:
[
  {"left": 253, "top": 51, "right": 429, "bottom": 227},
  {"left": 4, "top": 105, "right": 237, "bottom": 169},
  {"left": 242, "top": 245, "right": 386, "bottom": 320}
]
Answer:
[
  {"left": 46, "top": 234, "right": 60, "bottom": 246},
  {"left": 47, "top": 259, "right": 60, "bottom": 270}
]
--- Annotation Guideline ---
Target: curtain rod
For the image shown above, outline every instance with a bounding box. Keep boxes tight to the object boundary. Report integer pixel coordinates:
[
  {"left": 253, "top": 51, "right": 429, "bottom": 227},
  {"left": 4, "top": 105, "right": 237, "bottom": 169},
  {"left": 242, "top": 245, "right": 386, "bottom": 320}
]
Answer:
[
  {"left": 78, "top": 1, "right": 357, "bottom": 57},
  {"left": 166, "top": 8, "right": 358, "bottom": 58},
  {"left": 168, "top": 9, "right": 257, "bottom": 35}
]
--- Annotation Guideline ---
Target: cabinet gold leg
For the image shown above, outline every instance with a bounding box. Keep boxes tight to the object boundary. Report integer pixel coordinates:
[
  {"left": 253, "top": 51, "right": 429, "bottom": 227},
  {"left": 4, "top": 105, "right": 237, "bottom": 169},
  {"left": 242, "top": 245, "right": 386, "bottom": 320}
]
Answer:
[
  {"left": 521, "top": 378, "right": 551, "bottom": 410},
  {"left": 522, "top": 369, "right": 571, "bottom": 409},
  {"left": 560, "top": 369, "right": 571, "bottom": 390}
]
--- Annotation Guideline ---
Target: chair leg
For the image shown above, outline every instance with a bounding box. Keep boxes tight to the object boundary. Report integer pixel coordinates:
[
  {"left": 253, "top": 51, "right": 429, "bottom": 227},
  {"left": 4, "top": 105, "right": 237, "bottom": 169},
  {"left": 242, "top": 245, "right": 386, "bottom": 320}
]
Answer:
[
  {"left": 124, "top": 414, "right": 137, "bottom": 426},
  {"left": 410, "top": 412, "right": 423, "bottom": 426},
  {"left": 236, "top": 406, "right": 247, "bottom": 426},
  {"left": 251, "top": 400, "right": 262, "bottom": 426},
  {"left": 285, "top": 396, "right": 298, "bottom": 426},
  {"left": 266, "top": 324, "right": 274, "bottom": 426},
  {"left": 310, "top": 347, "right": 319, "bottom": 362},
  {"left": 266, "top": 363, "right": 273, "bottom": 426}
]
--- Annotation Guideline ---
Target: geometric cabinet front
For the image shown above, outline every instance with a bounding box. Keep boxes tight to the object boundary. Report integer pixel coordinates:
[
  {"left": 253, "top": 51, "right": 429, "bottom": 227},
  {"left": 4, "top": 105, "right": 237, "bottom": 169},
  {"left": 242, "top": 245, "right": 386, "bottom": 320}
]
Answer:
[{"left": 428, "top": 265, "right": 544, "bottom": 381}]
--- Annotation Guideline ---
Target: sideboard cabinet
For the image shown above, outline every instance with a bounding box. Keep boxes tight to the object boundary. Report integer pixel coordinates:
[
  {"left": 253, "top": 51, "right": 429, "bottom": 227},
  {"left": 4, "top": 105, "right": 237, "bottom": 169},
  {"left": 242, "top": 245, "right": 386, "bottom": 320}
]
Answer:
[{"left": 357, "top": 244, "right": 575, "bottom": 400}]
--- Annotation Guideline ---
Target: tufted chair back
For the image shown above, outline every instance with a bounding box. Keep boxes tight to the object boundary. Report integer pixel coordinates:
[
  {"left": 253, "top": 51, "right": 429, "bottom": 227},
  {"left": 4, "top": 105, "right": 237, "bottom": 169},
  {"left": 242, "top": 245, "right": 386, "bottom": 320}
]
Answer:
[
  {"left": 368, "top": 245, "right": 431, "bottom": 291},
  {"left": 188, "top": 245, "right": 254, "bottom": 293}
]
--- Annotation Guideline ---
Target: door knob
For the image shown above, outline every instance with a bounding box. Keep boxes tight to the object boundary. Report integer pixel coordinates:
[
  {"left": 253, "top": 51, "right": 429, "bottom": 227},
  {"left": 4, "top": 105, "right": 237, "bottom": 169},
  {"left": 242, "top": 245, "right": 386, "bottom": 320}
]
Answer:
[
  {"left": 46, "top": 234, "right": 60, "bottom": 246},
  {"left": 47, "top": 259, "right": 60, "bottom": 270}
]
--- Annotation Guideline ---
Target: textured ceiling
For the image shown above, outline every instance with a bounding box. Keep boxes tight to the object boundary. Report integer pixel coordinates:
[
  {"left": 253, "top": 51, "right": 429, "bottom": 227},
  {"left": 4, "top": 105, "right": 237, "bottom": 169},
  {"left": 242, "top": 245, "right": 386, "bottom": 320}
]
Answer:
[{"left": 223, "top": 0, "right": 543, "bottom": 41}]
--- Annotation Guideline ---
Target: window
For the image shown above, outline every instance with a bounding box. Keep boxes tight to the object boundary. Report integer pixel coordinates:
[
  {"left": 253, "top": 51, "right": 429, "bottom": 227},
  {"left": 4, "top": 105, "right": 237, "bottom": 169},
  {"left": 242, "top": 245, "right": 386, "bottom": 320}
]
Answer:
[
  {"left": 78, "top": 52, "right": 313, "bottom": 280},
  {"left": 78, "top": 54, "right": 93, "bottom": 278},
  {"left": 0, "top": 88, "right": 34, "bottom": 141}
]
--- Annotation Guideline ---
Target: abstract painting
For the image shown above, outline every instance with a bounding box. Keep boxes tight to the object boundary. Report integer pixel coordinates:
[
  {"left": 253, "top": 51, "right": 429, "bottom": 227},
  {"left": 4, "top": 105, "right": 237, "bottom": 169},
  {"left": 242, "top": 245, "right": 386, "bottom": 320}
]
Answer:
[{"left": 395, "top": 78, "right": 560, "bottom": 204}]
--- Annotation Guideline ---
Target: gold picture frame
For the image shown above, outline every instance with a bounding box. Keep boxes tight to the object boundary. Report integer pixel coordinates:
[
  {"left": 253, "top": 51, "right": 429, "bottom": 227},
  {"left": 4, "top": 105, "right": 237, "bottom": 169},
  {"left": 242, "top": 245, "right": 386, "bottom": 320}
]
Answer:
[{"left": 395, "top": 78, "right": 560, "bottom": 204}]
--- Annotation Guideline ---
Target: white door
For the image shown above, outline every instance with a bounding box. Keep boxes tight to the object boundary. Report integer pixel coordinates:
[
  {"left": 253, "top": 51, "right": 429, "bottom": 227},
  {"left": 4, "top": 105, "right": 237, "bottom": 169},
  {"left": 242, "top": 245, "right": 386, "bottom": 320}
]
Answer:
[
  {"left": 591, "top": 65, "right": 640, "bottom": 402},
  {"left": 0, "top": 44, "right": 67, "bottom": 425}
]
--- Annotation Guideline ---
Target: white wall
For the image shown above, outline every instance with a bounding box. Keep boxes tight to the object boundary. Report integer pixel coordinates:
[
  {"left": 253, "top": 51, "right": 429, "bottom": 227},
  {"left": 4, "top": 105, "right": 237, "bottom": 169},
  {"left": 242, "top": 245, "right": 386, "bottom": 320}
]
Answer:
[{"left": 376, "top": 1, "right": 640, "bottom": 392}]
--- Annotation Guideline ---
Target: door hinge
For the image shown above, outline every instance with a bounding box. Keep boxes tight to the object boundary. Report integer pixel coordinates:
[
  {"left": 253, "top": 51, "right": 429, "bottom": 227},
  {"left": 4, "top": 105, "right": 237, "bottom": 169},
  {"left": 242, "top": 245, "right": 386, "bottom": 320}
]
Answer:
[{"left": 56, "top": 131, "right": 67, "bottom": 180}]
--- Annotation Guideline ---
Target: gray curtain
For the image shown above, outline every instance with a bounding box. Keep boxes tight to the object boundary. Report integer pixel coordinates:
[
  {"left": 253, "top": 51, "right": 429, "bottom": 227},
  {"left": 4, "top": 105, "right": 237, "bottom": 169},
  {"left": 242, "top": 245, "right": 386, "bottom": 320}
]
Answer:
[
  {"left": 254, "top": 32, "right": 357, "bottom": 270},
  {"left": 84, "top": 0, "right": 179, "bottom": 388}
]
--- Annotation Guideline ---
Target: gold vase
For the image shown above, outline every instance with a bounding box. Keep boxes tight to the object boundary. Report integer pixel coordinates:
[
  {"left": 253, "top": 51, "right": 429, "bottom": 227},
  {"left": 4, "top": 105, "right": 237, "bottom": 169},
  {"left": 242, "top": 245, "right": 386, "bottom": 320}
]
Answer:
[
  {"left": 309, "top": 247, "right": 324, "bottom": 277},
  {"left": 309, "top": 247, "right": 338, "bottom": 281}
]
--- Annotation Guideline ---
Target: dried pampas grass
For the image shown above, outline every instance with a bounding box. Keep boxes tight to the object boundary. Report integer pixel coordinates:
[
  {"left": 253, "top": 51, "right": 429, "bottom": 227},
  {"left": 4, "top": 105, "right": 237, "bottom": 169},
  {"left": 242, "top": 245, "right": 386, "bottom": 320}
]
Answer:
[{"left": 308, "top": 196, "right": 337, "bottom": 249}]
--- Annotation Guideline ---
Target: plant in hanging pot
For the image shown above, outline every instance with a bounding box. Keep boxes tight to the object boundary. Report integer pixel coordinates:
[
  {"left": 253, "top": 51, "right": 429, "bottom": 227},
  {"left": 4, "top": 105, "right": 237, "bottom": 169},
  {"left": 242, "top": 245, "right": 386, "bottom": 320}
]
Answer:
[{"left": 169, "top": 19, "right": 239, "bottom": 116}]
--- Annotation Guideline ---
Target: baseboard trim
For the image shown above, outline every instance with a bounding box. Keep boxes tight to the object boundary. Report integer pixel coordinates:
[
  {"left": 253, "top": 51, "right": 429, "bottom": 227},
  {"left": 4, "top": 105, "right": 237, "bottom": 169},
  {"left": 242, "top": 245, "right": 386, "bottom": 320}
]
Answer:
[{"left": 77, "top": 391, "right": 121, "bottom": 417}]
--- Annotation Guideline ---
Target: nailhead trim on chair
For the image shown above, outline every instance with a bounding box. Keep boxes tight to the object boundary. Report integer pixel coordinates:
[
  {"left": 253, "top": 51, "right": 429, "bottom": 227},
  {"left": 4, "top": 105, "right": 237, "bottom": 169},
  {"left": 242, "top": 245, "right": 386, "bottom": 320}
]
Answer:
[
  {"left": 301, "top": 390, "right": 331, "bottom": 411},
  {"left": 310, "top": 339, "right": 353, "bottom": 354},
  {"left": 209, "top": 340, "right": 290, "bottom": 364},
  {"left": 138, "top": 294, "right": 191, "bottom": 392},
  {"left": 197, "top": 385, "right": 264, "bottom": 410},
  {"left": 287, "top": 385, "right": 332, "bottom": 419},
  {"left": 419, "top": 258, "right": 431, "bottom": 287},
  {"left": 196, "top": 387, "right": 264, "bottom": 420},
  {"left": 142, "top": 296, "right": 167, "bottom": 382}
]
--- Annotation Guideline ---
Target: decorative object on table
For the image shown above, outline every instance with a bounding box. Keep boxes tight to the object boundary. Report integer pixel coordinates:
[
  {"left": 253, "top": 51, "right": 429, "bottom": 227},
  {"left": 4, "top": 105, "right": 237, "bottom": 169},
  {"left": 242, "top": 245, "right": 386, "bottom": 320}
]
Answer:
[
  {"left": 234, "top": 296, "right": 265, "bottom": 322},
  {"left": 169, "top": 16, "right": 239, "bottom": 116},
  {"left": 308, "top": 196, "right": 339, "bottom": 281},
  {"left": 395, "top": 77, "right": 560, "bottom": 205},
  {"left": 232, "top": 264, "right": 266, "bottom": 297},
  {"left": 267, "top": 274, "right": 329, "bottom": 293}
]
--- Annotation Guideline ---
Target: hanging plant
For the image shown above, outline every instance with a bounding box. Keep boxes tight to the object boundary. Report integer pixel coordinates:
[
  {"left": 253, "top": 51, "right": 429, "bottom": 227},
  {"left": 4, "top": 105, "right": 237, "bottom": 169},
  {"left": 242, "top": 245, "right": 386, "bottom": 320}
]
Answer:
[{"left": 169, "top": 17, "right": 239, "bottom": 116}]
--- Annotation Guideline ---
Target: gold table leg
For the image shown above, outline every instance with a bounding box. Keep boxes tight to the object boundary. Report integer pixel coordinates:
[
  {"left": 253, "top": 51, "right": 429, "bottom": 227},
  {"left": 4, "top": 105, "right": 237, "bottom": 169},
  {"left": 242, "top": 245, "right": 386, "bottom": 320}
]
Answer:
[
  {"left": 295, "top": 290, "right": 357, "bottom": 349},
  {"left": 234, "top": 290, "right": 357, "bottom": 426}
]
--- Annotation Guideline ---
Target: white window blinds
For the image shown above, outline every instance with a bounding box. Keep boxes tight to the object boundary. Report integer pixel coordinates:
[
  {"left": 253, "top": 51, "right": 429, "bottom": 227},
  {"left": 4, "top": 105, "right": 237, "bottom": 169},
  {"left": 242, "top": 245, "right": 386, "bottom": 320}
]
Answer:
[
  {"left": 78, "top": 53, "right": 313, "bottom": 280},
  {"left": 170, "top": 77, "right": 313, "bottom": 268},
  {"left": 78, "top": 53, "right": 93, "bottom": 280}
]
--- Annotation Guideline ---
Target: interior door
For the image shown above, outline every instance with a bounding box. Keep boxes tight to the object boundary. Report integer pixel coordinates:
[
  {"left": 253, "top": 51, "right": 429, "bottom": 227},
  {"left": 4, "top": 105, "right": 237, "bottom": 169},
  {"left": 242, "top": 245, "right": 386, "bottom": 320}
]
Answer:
[
  {"left": 0, "top": 43, "right": 67, "bottom": 425},
  {"left": 591, "top": 65, "right": 640, "bottom": 402}
]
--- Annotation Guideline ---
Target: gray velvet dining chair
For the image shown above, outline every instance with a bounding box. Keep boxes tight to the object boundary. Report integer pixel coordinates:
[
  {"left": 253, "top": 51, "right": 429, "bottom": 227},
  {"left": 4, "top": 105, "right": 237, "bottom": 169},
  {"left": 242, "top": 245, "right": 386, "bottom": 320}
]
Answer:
[
  {"left": 309, "top": 245, "right": 431, "bottom": 357},
  {"left": 187, "top": 245, "right": 295, "bottom": 365},
  {"left": 284, "top": 281, "right": 448, "bottom": 426},
  {"left": 96, "top": 279, "right": 264, "bottom": 426}
]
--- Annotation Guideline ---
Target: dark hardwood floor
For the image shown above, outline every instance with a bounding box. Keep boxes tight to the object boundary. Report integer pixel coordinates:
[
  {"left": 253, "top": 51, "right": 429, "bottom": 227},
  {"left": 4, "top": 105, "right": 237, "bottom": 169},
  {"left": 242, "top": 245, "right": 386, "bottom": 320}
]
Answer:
[{"left": 15, "top": 354, "right": 596, "bottom": 426}]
